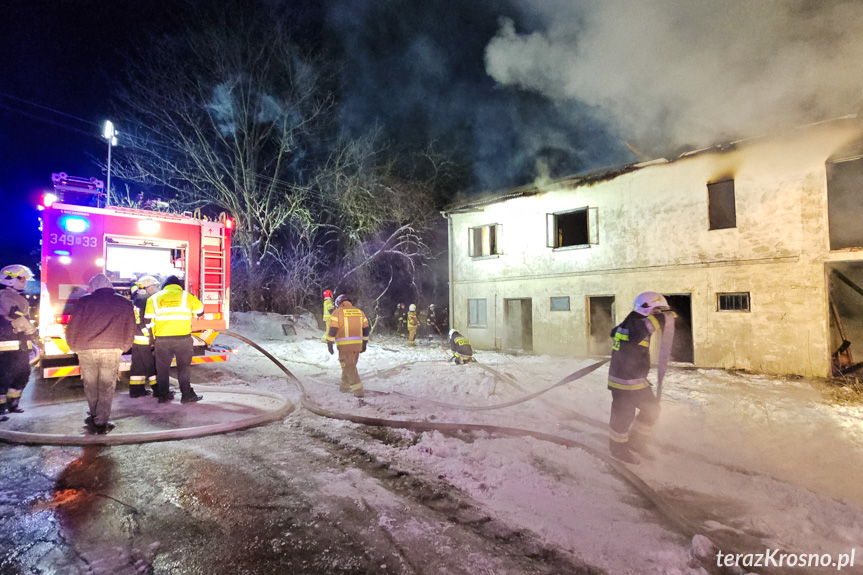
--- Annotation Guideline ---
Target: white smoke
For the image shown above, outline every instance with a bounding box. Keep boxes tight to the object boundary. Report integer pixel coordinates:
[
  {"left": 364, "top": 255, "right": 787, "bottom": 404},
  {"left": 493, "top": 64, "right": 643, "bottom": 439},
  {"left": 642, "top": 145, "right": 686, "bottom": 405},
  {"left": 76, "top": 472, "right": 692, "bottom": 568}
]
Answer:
[{"left": 485, "top": 0, "right": 863, "bottom": 155}]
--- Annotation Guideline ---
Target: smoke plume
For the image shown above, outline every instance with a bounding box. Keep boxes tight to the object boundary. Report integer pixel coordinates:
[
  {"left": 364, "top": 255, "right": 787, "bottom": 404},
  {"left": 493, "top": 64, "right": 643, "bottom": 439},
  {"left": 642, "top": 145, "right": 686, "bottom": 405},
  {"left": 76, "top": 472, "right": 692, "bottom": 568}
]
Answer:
[{"left": 486, "top": 0, "right": 863, "bottom": 157}]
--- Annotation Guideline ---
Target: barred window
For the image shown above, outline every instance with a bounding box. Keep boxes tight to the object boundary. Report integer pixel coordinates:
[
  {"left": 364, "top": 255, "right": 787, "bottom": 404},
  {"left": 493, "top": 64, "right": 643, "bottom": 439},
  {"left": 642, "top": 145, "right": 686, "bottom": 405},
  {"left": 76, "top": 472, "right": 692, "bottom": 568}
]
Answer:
[{"left": 717, "top": 292, "right": 750, "bottom": 312}]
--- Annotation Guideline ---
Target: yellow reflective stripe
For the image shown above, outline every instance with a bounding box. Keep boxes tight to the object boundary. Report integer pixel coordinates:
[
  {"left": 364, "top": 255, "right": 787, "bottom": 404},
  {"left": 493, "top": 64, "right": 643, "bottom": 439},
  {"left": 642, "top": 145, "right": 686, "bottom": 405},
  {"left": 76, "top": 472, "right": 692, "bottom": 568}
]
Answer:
[
  {"left": 349, "top": 383, "right": 363, "bottom": 391},
  {"left": 607, "top": 380, "right": 650, "bottom": 390},
  {"left": 647, "top": 314, "right": 660, "bottom": 331},
  {"left": 609, "top": 429, "right": 629, "bottom": 442},
  {"left": 7, "top": 389, "right": 22, "bottom": 398},
  {"left": 614, "top": 332, "right": 629, "bottom": 341},
  {"left": 639, "top": 340, "right": 650, "bottom": 347},
  {"left": 134, "top": 336, "right": 151, "bottom": 344}
]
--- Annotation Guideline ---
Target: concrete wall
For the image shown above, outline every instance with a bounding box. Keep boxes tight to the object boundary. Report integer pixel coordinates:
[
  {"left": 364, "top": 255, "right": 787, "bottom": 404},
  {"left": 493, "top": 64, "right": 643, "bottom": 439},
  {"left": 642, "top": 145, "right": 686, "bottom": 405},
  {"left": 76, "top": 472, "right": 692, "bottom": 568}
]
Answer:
[{"left": 447, "top": 121, "right": 863, "bottom": 377}]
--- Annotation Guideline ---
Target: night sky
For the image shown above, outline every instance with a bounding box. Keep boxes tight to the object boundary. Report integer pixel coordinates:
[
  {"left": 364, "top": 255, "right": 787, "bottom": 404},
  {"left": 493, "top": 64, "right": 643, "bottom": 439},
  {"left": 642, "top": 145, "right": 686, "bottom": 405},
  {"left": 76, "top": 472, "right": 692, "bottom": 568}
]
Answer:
[{"left": 5, "top": 0, "right": 862, "bottom": 271}]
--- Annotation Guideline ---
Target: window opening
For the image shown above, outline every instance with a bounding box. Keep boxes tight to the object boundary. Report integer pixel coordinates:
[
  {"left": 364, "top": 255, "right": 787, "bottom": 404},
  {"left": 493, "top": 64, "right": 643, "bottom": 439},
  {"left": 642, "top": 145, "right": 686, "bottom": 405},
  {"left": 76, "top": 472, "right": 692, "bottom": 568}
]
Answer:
[{"left": 708, "top": 180, "right": 736, "bottom": 230}]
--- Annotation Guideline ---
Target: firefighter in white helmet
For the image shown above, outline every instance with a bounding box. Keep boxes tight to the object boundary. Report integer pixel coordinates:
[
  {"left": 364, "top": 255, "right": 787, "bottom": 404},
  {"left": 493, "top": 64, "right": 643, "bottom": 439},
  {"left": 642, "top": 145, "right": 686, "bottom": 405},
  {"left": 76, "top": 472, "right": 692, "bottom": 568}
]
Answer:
[
  {"left": 129, "top": 275, "right": 160, "bottom": 398},
  {"left": 407, "top": 304, "right": 419, "bottom": 346},
  {"left": 606, "top": 291, "right": 673, "bottom": 464},
  {"left": 0, "top": 265, "right": 37, "bottom": 420}
]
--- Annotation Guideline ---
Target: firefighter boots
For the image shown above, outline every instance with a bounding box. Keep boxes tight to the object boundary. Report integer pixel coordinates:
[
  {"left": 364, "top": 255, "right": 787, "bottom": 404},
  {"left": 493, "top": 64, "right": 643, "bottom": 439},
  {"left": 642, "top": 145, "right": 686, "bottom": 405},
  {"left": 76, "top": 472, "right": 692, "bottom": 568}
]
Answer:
[
  {"left": 626, "top": 431, "right": 655, "bottom": 460},
  {"left": 608, "top": 439, "right": 640, "bottom": 465}
]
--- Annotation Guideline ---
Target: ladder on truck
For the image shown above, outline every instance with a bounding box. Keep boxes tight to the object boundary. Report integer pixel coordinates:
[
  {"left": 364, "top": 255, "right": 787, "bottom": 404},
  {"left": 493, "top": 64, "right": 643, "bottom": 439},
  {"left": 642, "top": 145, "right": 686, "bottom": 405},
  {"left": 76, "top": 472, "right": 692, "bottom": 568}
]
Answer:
[{"left": 200, "top": 220, "right": 228, "bottom": 319}]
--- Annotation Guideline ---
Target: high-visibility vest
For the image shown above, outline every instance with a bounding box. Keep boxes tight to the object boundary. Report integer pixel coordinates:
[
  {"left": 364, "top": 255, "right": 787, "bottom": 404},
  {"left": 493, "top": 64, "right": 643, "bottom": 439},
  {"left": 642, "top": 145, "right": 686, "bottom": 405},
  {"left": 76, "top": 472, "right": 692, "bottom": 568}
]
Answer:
[
  {"left": 326, "top": 302, "right": 369, "bottom": 351},
  {"left": 144, "top": 285, "right": 204, "bottom": 337},
  {"left": 323, "top": 297, "right": 335, "bottom": 324}
]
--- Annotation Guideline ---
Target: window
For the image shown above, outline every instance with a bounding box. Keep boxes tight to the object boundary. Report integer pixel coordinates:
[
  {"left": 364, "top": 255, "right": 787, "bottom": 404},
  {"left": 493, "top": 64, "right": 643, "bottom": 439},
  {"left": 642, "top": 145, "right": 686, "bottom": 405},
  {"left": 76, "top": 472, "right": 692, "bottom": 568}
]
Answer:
[
  {"left": 827, "top": 158, "right": 863, "bottom": 249},
  {"left": 708, "top": 180, "right": 736, "bottom": 230},
  {"left": 717, "top": 292, "right": 750, "bottom": 312},
  {"left": 468, "top": 299, "right": 487, "bottom": 327},
  {"left": 547, "top": 207, "right": 598, "bottom": 249},
  {"left": 550, "top": 296, "right": 570, "bottom": 311},
  {"left": 469, "top": 224, "right": 501, "bottom": 257}
]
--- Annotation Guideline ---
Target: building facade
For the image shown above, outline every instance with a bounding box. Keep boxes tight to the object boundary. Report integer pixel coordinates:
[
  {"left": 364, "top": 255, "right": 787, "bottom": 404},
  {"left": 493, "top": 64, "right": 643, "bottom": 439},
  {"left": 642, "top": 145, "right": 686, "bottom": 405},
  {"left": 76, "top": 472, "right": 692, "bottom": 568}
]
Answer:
[{"left": 443, "top": 118, "right": 863, "bottom": 377}]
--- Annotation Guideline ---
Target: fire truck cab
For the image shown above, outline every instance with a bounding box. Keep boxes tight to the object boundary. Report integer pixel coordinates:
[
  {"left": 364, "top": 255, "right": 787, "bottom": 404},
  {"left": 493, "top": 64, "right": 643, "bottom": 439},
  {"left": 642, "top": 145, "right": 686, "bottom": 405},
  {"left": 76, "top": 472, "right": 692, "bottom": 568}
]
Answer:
[{"left": 38, "top": 173, "right": 232, "bottom": 378}]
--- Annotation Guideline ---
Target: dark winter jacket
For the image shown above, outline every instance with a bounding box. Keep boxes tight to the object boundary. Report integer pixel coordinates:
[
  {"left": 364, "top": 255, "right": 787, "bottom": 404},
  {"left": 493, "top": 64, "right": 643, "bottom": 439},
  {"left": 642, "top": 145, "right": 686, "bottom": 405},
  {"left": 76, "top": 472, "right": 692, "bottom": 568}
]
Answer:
[
  {"left": 0, "top": 284, "right": 33, "bottom": 350},
  {"left": 66, "top": 278, "right": 136, "bottom": 352},
  {"left": 607, "top": 311, "right": 668, "bottom": 390},
  {"left": 450, "top": 330, "right": 473, "bottom": 357}
]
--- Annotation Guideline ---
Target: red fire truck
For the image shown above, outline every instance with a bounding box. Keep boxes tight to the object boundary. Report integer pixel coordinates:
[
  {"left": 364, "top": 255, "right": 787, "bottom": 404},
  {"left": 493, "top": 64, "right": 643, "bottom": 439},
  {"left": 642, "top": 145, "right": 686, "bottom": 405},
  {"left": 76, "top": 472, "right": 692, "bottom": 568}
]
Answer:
[{"left": 38, "top": 173, "right": 232, "bottom": 378}]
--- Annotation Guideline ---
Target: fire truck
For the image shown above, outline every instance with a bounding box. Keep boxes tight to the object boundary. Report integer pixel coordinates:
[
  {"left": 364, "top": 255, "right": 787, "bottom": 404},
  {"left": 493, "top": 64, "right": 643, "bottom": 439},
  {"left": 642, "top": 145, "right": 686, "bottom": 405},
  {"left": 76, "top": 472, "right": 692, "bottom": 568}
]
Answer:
[{"left": 37, "top": 173, "right": 232, "bottom": 378}]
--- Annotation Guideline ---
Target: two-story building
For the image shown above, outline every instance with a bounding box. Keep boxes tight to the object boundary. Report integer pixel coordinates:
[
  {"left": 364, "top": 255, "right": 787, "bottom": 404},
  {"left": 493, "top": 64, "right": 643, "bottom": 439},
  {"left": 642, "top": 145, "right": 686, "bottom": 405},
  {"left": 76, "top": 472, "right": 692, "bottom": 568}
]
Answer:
[{"left": 442, "top": 116, "right": 863, "bottom": 377}]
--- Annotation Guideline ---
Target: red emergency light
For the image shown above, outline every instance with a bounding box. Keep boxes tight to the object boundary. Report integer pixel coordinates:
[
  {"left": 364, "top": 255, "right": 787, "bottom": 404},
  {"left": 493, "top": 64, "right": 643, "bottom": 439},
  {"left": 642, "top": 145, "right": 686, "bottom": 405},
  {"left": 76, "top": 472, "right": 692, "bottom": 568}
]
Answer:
[
  {"left": 54, "top": 314, "right": 71, "bottom": 325},
  {"left": 42, "top": 193, "right": 58, "bottom": 208},
  {"left": 225, "top": 218, "right": 233, "bottom": 230}
]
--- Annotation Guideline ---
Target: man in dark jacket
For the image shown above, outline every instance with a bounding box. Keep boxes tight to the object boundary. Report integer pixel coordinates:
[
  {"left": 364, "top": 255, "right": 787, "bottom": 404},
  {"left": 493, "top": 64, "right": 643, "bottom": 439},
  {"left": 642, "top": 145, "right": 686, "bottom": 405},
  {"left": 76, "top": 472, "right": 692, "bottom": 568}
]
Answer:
[
  {"left": 66, "top": 273, "right": 135, "bottom": 434},
  {"left": 448, "top": 329, "right": 474, "bottom": 364}
]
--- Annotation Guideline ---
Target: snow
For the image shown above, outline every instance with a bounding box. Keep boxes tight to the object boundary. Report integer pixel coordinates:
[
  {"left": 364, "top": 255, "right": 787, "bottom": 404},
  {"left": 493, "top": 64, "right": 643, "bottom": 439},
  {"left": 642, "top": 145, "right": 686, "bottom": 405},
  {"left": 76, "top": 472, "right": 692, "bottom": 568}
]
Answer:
[{"left": 212, "top": 312, "right": 863, "bottom": 574}]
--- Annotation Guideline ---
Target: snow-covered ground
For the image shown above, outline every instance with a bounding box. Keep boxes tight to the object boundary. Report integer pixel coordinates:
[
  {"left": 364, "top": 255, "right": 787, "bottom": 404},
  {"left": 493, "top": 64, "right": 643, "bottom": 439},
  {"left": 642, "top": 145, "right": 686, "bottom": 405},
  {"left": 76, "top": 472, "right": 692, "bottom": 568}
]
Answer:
[{"left": 215, "top": 312, "right": 863, "bottom": 574}]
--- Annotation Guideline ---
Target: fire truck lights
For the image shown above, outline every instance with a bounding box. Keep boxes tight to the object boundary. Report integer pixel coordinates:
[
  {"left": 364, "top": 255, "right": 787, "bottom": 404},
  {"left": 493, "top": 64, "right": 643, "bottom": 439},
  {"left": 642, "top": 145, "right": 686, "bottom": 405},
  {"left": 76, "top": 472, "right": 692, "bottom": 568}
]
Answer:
[
  {"left": 225, "top": 218, "right": 233, "bottom": 230},
  {"left": 53, "top": 250, "right": 70, "bottom": 256},
  {"left": 42, "top": 193, "right": 58, "bottom": 208},
  {"left": 60, "top": 216, "right": 89, "bottom": 233},
  {"left": 54, "top": 314, "right": 71, "bottom": 324},
  {"left": 95, "top": 257, "right": 105, "bottom": 267},
  {"left": 138, "top": 219, "right": 160, "bottom": 234},
  {"left": 58, "top": 256, "right": 72, "bottom": 265}
]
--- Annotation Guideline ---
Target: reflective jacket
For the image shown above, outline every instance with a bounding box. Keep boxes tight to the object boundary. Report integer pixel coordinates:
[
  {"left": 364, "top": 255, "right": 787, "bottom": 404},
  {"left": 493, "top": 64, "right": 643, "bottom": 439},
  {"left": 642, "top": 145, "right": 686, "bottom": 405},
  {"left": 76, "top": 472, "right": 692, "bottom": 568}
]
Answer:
[
  {"left": 407, "top": 311, "right": 419, "bottom": 328},
  {"left": 449, "top": 331, "right": 472, "bottom": 358},
  {"left": 144, "top": 284, "right": 204, "bottom": 337},
  {"left": 326, "top": 301, "right": 370, "bottom": 352},
  {"left": 608, "top": 311, "right": 666, "bottom": 390},
  {"left": 0, "top": 286, "right": 32, "bottom": 352},
  {"left": 323, "top": 297, "right": 335, "bottom": 324}
]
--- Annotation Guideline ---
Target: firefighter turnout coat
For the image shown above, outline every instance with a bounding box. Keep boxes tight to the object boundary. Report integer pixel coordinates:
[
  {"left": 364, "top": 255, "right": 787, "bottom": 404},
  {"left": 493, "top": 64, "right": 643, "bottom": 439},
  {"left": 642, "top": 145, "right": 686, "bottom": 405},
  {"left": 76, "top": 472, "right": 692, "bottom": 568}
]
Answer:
[
  {"left": 326, "top": 301, "right": 370, "bottom": 352},
  {"left": 323, "top": 297, "right": 335, "bottom": 326},
  {"left": 608, "top": 311, "right": 668, "bottom": 390},
  {"left": 144, "top": 285, "right": 204, "bottom": 337}
]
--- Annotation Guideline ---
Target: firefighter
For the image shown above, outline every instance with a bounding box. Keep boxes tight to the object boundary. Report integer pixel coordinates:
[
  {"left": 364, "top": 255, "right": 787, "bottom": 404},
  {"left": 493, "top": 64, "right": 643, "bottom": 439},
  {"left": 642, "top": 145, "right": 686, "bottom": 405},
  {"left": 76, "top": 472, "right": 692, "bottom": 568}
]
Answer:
[
  {"left": 129, "top": 275, "right": 160, "bottom": 398},
  {"left": 0, "top": 265, "right": 37, "bottom": 420},
  {"left": 145, "top": 275, "right": 205, "bottom": 404},
  {"left": 426, "top": 303, "right": 438, "bottom": 341},
  {"left": 396, "top": 303, "right": 407, "bottom": 337},
  {"left": 607, "top": 291, "right": 673, "bottom": 464},
  {"left": 321, "top": 289, "right": 335, "bottom": 343},
  {"left": 325, "top": 294, "right": 370, "bottom": 398},
  {"left": 407, "top": 304, "right": 419, "bottom": 346},
  {"left": 448, "top": 329, "right": 473, "bottom": 364}
]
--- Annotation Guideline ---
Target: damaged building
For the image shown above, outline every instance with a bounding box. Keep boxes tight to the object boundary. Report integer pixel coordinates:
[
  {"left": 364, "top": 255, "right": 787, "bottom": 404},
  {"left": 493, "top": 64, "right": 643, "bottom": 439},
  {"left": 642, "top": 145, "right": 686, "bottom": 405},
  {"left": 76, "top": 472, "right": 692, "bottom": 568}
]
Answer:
[{"left": 442, "top": 116, "right": 863, "bottom": 378}]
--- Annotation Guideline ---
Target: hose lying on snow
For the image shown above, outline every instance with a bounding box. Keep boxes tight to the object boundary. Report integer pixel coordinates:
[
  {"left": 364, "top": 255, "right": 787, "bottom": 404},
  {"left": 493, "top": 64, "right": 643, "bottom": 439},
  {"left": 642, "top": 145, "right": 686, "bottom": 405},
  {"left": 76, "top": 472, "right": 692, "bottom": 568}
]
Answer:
[{"left": 222, "top": 330, "right": 777, "bottom": 562}]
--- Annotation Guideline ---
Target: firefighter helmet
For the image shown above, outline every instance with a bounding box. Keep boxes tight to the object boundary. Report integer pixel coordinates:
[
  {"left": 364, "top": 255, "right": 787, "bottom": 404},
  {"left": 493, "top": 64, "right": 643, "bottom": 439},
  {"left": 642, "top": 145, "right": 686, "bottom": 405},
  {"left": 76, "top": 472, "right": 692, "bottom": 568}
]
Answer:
[
  {"left": 429, "top": 303, "right": 435, "bottom": 309},
  {"left": 323, "top": 289, "right": 333, "bottom": 299},
  {"left": 335, "top": 294, "right": 349, "bottom": 307},
  {"left": 409, "top": 304, "right": 416, "bottom": 311},
  {"left": 136, "top": 275, "right": 159, "bottom": 290},
  {"left": 1, "top": 265, "right": 34, "bottom": 289},
  {"left": 449, "top": 329, "right": 456, "bottom": 338},
  {"left": 633, "top": 292, "right": 670, "bottom": 316}
]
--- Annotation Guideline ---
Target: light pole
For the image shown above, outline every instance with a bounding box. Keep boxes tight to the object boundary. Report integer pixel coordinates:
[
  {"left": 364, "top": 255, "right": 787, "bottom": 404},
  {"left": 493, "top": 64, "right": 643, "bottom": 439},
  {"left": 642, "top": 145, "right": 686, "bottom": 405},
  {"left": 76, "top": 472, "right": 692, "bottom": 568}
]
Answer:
[{"left": 102, "top": 120, "right": 118, "bottom": 207}]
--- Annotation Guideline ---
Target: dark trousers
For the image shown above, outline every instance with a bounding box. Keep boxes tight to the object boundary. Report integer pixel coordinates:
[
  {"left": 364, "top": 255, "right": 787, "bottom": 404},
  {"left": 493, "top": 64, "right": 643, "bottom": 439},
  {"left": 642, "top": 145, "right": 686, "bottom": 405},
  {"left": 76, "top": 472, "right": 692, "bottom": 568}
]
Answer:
[
  {"left": 130, "top": 343, "right": 157, "bottom": 387},
  {"left": 609, "top": 387, "right": 660, "bottom": 441},
  {"left": 154, "top": 335, "right": 194, "bottom": 398},
  {"left": 0, "top": 348, "right": 31, "bottom": 411}
]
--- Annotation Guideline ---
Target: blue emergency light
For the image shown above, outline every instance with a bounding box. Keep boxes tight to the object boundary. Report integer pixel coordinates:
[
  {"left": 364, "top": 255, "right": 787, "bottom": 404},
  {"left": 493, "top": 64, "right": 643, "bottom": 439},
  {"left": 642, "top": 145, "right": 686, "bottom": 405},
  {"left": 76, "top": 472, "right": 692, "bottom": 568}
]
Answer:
[{"left": 60, "top": 216, "right": 89, "bottom": 233}]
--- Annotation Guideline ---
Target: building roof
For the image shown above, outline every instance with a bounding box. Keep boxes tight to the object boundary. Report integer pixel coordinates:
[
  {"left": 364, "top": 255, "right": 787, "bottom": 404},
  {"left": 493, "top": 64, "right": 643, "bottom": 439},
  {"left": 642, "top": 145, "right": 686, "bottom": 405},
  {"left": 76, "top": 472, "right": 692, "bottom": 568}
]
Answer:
[{"left": 441, "top": 114, "right": 861, "bottom": 215}]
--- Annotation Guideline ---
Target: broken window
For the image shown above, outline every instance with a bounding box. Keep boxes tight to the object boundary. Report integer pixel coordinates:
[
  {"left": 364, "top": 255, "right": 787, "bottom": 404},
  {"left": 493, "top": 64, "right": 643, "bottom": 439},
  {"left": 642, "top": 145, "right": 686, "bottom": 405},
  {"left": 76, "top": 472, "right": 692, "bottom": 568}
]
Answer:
[
  {"left": 827, "top": 157, "right": 863, "bottom": 249},
  {"left": 546, "top": 207, "right": 598, "bottom": 249},
  {"left": 716, "top": 292, "right": 750, "bottom": 312},
  {"left": 468, "top": 298, "right": 487, "bottom": 327},
  {"left": 707, "top": 180, "right": 736, "bottom": 230},
  {"left": 468, "top": 224, "right": 501, "bottom": 257},
  {"left": 550, "top": 296, "right": 570, "bottom": 311}
]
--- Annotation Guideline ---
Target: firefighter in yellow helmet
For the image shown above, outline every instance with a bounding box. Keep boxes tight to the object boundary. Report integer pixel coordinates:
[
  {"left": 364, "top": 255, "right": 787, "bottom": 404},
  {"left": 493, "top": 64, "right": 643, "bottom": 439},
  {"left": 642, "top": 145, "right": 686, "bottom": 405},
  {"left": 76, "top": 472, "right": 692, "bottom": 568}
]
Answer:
[
  {"left": 129, "top": 275, "right": 160, "bottom": 397},
  {"left": 0, "top": 265, "right": 37, "bottom": 420},
  {"left": 321, "top": 289, "right": 335, "bottom": 343},
  {"left": 607, "top": 291, "right": 674, "bottom": 464},
  {"left": 406, "top": 304, "right": 419, "bottom": 346},
  {"left": 325, "top": 294, "right": 370, "bottom": 397},
  {"left": 144, "top": 275, "right": 205, "bottom": 404}
]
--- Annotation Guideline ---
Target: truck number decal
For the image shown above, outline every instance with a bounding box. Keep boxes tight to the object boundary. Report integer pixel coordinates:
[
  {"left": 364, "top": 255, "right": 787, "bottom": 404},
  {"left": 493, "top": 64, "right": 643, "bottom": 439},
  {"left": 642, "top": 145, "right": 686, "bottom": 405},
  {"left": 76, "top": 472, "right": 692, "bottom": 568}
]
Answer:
[{"left": 49, "top": 233, "right": 98, "bottom": 247}]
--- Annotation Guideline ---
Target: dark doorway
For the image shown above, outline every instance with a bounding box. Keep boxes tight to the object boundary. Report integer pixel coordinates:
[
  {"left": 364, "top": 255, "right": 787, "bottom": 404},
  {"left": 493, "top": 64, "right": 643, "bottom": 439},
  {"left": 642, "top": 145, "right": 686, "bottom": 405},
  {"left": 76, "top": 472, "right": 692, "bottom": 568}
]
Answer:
[
  {"left": 663, "top": 294, "right": 694, "bottom": 363},
  {"left": 504, "top": 298, "right": 533, "bottom": 352},
  {"left": 588, "top": 296, "right": 616, "bottom": 356},
  {"left": 827, "top": 262, "right": 863, "bottom": 375}
]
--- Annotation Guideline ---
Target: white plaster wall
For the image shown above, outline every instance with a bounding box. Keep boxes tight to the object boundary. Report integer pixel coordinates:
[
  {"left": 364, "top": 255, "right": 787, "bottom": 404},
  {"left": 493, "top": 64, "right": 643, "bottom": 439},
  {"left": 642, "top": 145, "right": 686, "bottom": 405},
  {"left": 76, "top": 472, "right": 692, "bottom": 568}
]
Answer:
[{"left": 448, "top": 122, "right": 863, "bottom": 377}]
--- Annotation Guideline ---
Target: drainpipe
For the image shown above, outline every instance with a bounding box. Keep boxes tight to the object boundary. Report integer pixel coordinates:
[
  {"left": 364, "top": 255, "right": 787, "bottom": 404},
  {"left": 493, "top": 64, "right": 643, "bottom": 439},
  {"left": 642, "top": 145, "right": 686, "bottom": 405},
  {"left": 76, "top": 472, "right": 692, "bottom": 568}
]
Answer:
[{"left": 443, "top": 211, "right": 454, "bottom": 332}]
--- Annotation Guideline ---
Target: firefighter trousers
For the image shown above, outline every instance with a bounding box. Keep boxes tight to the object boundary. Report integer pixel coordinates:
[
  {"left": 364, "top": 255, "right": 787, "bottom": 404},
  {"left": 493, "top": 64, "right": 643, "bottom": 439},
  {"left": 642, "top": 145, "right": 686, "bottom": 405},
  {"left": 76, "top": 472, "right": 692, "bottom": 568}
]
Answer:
[
  {"left": 609, "top": 387, "right": 660, "bottom": 443},
  {"left": 129, "top": 343, "right": 157, "bottom": 396},
  {"left": 338, "top": 349, "right": 362, "bottom": 394},
  {"left": 408, "top": 327, "right": 417, "bottom": 346},
  {"left": 154, "top": 335, "right": 195, "bottom": 399},
  {"left": 0, "top": 348, "right": 31, "bottom": 414}
]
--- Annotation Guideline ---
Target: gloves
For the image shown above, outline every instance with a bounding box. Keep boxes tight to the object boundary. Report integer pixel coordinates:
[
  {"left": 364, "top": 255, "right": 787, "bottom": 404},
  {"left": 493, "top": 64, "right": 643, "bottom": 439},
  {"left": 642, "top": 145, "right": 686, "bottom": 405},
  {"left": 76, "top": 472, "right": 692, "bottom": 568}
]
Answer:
[
  {"left": 327, "top": 342, "right": 334, "bottom": 355},
  {"left": 361, "top": 342, "right": 367, "bottom": 353}
]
